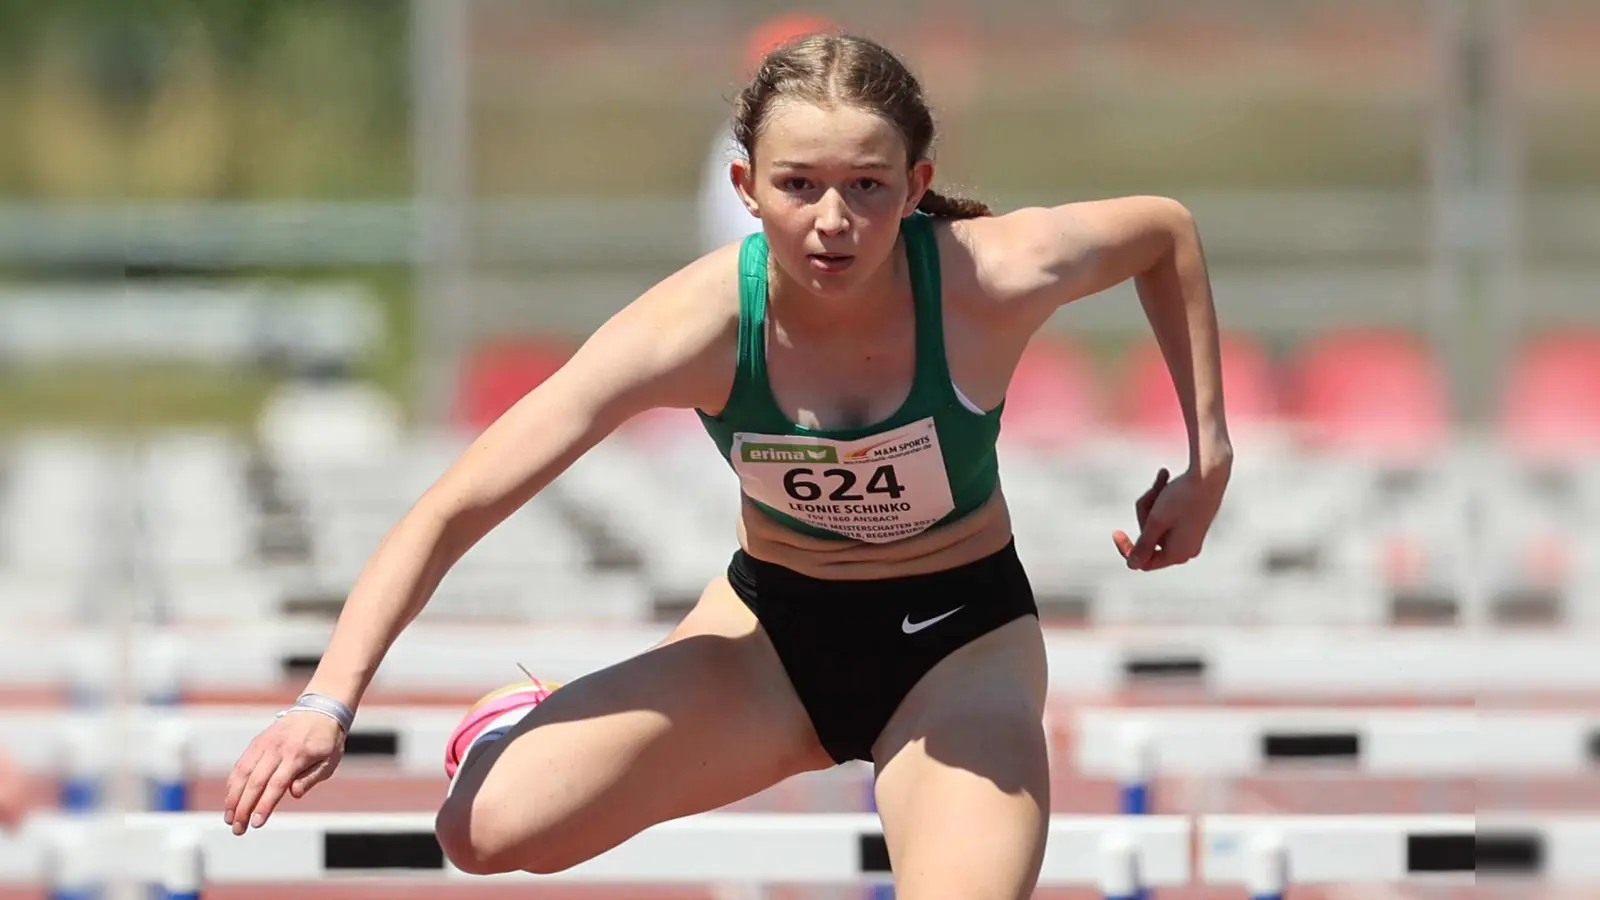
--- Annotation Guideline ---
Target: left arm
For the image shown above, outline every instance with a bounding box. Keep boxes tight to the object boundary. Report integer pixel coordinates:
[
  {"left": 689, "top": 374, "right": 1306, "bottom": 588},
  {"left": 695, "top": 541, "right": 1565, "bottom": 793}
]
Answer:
[{"left": 981, "top": 196, "right": 1234, "bottom": 568}]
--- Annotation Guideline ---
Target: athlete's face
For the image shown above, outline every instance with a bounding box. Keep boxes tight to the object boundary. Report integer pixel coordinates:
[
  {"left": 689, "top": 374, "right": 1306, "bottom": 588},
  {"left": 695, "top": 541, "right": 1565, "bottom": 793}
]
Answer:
[{"left": 734, "top": 101, "right": 933, "bottom": 295}]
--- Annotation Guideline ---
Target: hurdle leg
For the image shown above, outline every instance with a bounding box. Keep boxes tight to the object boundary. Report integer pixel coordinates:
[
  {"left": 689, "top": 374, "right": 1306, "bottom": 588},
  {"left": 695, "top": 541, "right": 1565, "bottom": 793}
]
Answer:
[
  {"left": 148, "top": 720, "right": 191, "bottom": 812},
  {"left": 1244, "top": 832, "right": 1287, "bottom": 900},
  {"left": 1097, "top": 831, "right": 1143, "bottom": 900},
  {"left": 59, "top": 722, "right": 103, "bottom": 814},
  {"left": 1114, "top": 723, "right": 1156, "bottom": 900},
  {"left": 46, "top": 825, "right": 98, "bottom": 900},
  {"left": 158, "top": 829, "right": 204, "bottom": 900}
]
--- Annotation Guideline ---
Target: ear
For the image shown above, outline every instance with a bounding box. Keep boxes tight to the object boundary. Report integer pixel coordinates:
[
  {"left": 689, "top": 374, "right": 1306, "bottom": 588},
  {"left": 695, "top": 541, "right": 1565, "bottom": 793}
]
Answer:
[
  {"left": 903, "top": 159, "right": 936, "bottom": 217},
  {"left": 730, "top": 158, "right": 761, "bottom": 218}
]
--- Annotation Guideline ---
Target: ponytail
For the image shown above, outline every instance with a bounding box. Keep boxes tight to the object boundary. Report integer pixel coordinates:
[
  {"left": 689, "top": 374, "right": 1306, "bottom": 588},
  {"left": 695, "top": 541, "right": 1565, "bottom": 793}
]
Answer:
[{"left": 916, "top": 187, "right": 991, "bottom": 220}]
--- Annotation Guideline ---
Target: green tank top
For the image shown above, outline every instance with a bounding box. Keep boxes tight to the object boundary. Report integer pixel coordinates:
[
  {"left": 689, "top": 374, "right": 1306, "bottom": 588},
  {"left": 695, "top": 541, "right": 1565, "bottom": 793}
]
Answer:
[{"left": 696, "top": 212, "right": 1004, "bottom": 544}]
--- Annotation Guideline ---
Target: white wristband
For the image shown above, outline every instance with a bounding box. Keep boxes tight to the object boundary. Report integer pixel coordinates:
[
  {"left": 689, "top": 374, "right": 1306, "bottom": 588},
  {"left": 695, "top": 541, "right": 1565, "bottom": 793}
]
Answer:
[{"left": 276, "top": 692, "right": 355, "bottom": 733}]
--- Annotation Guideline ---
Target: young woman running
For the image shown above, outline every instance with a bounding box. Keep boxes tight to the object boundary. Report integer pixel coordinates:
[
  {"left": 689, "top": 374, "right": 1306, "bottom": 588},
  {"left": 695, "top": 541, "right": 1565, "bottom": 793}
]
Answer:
[{"left": 223, "top": 33, "right": 1233, "bottom": 899}]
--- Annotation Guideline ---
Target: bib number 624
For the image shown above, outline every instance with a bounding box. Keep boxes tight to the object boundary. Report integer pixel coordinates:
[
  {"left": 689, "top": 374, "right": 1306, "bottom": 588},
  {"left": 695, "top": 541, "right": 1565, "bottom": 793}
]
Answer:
[{"left": 782, "top": 465, "right": 905, "bottom": 502}]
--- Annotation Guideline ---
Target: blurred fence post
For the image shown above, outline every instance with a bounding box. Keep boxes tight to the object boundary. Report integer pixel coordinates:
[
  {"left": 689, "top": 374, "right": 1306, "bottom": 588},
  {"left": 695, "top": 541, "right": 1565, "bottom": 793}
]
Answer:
[
  {"left": 412, "top": 0, "right": 472, "bottom": 430},
  {"left": 1429, "top": 0, "right": 1521, "bottom": 427}
]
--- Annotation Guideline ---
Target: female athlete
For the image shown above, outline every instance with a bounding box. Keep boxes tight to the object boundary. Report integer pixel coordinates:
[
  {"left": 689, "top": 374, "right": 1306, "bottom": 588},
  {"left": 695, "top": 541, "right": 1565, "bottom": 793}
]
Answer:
[{"left": 223, "top": 33, "right": 1233, "bottom": 899}]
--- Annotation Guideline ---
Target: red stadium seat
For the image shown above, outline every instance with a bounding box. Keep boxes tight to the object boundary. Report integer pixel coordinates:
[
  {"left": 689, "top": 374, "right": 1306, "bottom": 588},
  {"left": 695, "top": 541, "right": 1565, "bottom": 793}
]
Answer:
[
  {"left": 454, "top": 339, "right": 574, "bottom": 431},
  {"left": 1289, "top": 329, "right": 1450, "bottom": 462},
  {"left": 998, "top": 334, "right": 1101, "bottom": 450},
  {"left": 1119, "top": 333, "right": 1280, "bottom": 440},
  {"left": 1501, "top": 331, "right": 1600, "bottom": 462}
]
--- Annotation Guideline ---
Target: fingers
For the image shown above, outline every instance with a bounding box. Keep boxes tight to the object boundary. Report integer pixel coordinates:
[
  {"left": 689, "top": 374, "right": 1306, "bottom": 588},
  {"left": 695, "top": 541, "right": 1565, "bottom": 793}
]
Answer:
[
  {"left": 1112, "top": 530, "right": 1135, "bottom": 560},
  {"left": 224, "top": 718, "right": 342, "bottom": 834},
  {"left": 1137, "top": 525, "right": 1205, "bottom": 571},
  {"left": 1125, "top": 518, "right": 1171, "bottom": 570},
  {"left": 290, "top": 760, "right": 333, "bottom": 800},
  {"left": 229, "top": 753, "right": 312, "bottom": 835},
  {"left": 226, "top": 750, "right": 278, "bottom": 835},
  {"left": 1116, "top": 468, "right": 1172, "bottom": 567},
  {"left": 1134, "top": 468, "right": 1170, "bottom": 528},
  {"left": 247, "top": 762, "right": 300, "bottom": 832},
  {"left": 222, "top": 741, "right": 266, "bottom": 827}
]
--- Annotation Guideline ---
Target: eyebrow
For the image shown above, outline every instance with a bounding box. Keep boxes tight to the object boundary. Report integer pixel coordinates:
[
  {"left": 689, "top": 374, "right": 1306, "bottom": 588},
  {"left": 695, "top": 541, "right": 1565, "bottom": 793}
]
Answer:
[{"left": 769, "top": 160, "right": 896, "bottom": 171}]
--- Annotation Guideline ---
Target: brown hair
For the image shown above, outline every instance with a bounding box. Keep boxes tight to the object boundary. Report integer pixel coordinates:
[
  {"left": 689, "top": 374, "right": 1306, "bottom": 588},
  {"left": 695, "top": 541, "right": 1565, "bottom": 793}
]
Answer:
[{"left": 732, "top": 33, "right": 991, "bottom": 220}]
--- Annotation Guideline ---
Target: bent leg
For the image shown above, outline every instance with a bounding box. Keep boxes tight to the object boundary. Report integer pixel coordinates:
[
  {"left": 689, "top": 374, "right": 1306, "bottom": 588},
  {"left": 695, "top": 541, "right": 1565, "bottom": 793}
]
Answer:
[
  {"left": 436, "top": 575, "right": 833, "bottom": 875},
  {"left": 870, "top": 615, "right": 1051, "bottom": 900}
]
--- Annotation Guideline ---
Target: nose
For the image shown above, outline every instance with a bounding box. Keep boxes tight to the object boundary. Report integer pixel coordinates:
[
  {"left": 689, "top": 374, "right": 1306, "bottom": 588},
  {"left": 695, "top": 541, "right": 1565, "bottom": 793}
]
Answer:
[{"left": 815, "top": 189, "right": 851, "bottom": 236}]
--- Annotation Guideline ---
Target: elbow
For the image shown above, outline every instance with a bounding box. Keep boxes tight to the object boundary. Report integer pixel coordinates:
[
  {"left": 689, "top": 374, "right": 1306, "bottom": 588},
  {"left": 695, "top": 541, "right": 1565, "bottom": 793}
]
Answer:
[
  {"left": 1153, "top": 196, "right": 1198, "bottom": 246},
  {"left": 404, "top": 488, "right": 488, "bottom": 570},
  {"left": 1136, "top": 197, "right": 1201, "bottom": 284}
]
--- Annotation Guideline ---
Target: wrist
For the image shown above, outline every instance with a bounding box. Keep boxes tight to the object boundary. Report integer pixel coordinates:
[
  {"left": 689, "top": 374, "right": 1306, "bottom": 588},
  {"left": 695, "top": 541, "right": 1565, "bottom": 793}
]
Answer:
[
  {"left": 302, "top": 662, "right": 372, "bottom": 713},
  {"left": 1190, "top": 426, "right": 1234, "bottom": 476}
]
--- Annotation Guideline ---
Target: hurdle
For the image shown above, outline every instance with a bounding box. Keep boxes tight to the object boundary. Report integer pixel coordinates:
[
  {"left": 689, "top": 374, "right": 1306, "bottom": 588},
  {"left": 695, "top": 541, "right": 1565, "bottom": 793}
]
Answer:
[
  {"left": 4, "top": 705, "right": 1594, "bottom": 813},
  {"left": 2, "top": 812, "right": 1584, "bottom": 897},
  {"left": 1074, "top": 707, "right": 1600, "bottom": 777},
  {"left": 4, "top": 625, "right": 1598, "bottom": 701},
  {"left": 1, "top": 812, "right": 1191, "bottom": 893}
]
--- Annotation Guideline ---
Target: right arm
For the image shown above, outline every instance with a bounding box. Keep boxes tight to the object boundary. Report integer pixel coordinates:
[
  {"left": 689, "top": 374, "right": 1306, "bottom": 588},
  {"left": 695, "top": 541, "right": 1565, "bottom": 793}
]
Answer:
[
  {"left": 223, "top": 250, "right": 739, "bottom": 832},
  {"left": 309, "top": 254, "right": 740, "bottom": 710}
]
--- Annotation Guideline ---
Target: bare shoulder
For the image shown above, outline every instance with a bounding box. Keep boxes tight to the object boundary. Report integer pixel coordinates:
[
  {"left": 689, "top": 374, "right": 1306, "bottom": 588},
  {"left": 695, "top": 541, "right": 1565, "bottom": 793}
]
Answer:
[
  {"left": 553, "top": 240, "right": 744, "bottom": 423},
  {"left": 940, "top": 196, "right": 1195, "bottom": 312},
  {"left": 620, "top": 240, "right": 743, "bottom": 369}
]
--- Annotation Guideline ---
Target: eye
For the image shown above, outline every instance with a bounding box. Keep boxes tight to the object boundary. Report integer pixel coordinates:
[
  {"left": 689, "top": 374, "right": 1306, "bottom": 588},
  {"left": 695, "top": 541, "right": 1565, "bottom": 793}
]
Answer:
[
  {"left": 853, "top": 178, "right": 884, "bottom": 193},
  {"left": 779, "top": 177, "right": 812, "bottom": 192}
]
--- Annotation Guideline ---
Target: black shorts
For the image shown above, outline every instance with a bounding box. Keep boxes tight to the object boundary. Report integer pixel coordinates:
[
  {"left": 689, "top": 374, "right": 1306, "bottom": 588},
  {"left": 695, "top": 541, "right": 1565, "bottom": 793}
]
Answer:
[{"left": 726, "top": 540, "right": 1039, "bottom": 764}]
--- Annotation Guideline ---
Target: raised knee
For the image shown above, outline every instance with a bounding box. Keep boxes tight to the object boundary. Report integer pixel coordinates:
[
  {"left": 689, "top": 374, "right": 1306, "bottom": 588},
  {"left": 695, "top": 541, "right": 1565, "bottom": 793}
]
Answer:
[
  {"left": 435, "top": 798, "right": 500, "bottom": 875},
  {"left": 435, "top": 793, "right": 584, "bottom": 876}
]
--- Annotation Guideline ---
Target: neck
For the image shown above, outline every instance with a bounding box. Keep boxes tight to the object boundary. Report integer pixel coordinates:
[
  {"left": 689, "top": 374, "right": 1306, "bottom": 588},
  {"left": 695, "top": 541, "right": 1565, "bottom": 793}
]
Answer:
[{"left": 767, "top": 238, "right": 908, "bottom": 337}]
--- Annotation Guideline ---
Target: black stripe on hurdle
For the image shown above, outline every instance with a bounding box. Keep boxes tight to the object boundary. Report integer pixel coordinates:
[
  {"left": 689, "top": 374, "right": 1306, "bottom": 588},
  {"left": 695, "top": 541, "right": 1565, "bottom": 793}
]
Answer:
[
  {"left": 281, "top": 654, "right": 323, "bottom": 679},
  {"left": 343, "top": 730, "right": 400, "bottom": 758},
  {"left": 324, "top": 832, "right": 445, "bottom": 870},
  {"left": 1406, "top": 833, "right": 1475, "bottom": 872},
  {"left": 1476, "top": 831, "right": 1544, "bottom": 875},
  {"left": 858, "top": 832, "right": 892, "bottom": 872},
  {"left": 1122, "top": 653, "right": 1206, "bottom": 681},
  {"left": 1261, "top": 732, "right": 1360, "bottom": 761}
]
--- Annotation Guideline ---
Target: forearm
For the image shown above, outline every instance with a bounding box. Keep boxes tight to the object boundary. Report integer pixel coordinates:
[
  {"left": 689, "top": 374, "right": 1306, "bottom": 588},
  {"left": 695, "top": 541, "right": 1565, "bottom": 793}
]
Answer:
[
  {"left": 1134, "top": 210, "right": 1232, "bottom": 471},
  {"left": 301, "top": 504, "right": 467, "bottom": 709}
]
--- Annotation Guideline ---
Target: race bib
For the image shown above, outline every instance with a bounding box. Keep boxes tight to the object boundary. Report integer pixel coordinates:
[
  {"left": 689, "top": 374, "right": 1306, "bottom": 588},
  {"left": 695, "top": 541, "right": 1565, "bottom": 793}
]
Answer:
[{"left": 730, "top": 418, "right": 954, "bottom": 543}]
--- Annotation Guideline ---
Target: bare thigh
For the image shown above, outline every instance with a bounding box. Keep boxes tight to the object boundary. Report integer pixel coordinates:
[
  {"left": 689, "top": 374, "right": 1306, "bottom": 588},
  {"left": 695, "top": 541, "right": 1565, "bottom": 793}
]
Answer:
[
  {"left": 436, "top": 575, "right": 834, "bottom": 875},
  {"left": 870, "top": 615, "right": 1051, "bottom": 900}
]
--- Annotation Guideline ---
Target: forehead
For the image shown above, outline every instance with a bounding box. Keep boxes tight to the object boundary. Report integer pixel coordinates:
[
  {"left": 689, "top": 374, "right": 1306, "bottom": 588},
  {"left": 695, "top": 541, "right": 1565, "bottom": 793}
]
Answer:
[{"left": 757, "top": 100, "right": 906, "bottom": 167}]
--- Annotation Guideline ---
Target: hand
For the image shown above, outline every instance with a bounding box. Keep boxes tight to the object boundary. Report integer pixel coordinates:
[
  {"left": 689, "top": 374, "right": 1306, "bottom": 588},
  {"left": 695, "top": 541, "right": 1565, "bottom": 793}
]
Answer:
[
  {"left": 0, "top": 750, "right": 29, "bottom": 831},
  {"left": 223, "top": 710, "right": 346, "bottom": 835},
  {"left": 1112, "top": 463, "right": 1229, "bottom": 571}
]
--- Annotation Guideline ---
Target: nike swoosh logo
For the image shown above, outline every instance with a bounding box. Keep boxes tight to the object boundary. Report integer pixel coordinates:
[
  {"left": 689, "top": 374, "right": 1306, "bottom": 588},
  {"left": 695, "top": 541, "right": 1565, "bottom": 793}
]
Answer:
[{"left": 902, "top": 606, "right": 965, "bottom": 634}]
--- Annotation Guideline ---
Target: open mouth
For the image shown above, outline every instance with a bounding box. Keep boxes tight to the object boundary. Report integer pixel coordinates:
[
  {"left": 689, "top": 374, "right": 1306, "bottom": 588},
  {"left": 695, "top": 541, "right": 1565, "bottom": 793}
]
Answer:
[{"left": 808, "top": 253, "right": 855, "bottom": 271}]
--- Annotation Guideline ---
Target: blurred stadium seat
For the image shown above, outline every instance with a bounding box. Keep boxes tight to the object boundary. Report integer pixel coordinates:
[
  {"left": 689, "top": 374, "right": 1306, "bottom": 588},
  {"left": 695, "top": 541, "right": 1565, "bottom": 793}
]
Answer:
[
  {"left": 1502, "top": 330, "right": 1600, "bottom": 462},
  {"left": 454, "top": 339, "right": 575, "bottom": 431},
  {"left": 997, "top": 334, "right": 1101, "bottom": 453},
  {"left": 1117, "top": 333, "right": 1281, "bottom": 442},
  {"left": 1289, "top": 328, "right": 1451, "bottom": 464}
]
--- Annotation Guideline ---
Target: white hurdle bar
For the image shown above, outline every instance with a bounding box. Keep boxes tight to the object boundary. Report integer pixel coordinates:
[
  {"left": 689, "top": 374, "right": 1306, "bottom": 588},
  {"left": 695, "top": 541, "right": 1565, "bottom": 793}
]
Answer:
[
  {"left": 1076, "top": 707, "right": 1600, "bottom": 778},
  {"left": 0, "top": 813, "right": 1191, "bottom": 890},
  {"left": 3, "top": 626, "right": 1598, "bottom": 700},
  {"left": 4, "top": 706, "right": 1594, "bottom": 814},
  {"left": 0, "top": 812, "right": 1590, "bottom": 895}
]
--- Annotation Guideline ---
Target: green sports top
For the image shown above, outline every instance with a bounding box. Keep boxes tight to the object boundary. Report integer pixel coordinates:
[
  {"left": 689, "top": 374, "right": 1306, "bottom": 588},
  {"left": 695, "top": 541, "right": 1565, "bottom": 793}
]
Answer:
[{"left": 695, "top": 212, "right": 1004, "bottom": 544}]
